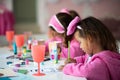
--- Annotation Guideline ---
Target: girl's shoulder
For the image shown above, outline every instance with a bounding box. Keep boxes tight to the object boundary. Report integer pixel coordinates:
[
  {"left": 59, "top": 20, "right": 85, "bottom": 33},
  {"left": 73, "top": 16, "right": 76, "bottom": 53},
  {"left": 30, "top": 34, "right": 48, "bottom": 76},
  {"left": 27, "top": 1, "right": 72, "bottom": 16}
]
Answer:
[
  {"left": 91, "top": 50, "right": 120, "bottom": 62},
  {"left": 45, "top": 36, "right": 62, "bottom": 42},
  {"left": 54, "top": 36, "right": 63, "bottom": 41},
  {"left": 70, "top": 39, "right": 80, "bottom": 48},
  {"left": 93, "top": 50, "right": 120, "bottom": 57}
]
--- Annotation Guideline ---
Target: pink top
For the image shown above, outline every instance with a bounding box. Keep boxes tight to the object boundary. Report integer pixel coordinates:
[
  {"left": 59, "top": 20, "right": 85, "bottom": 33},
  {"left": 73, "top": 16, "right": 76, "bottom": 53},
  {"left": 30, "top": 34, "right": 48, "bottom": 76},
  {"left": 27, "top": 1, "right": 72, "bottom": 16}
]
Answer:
[
  {"left": 61, "top": 39, "right": 85, "bottom": 58},
  {"left": 63, "top": 50, "right": 120, "bottom": 80}
]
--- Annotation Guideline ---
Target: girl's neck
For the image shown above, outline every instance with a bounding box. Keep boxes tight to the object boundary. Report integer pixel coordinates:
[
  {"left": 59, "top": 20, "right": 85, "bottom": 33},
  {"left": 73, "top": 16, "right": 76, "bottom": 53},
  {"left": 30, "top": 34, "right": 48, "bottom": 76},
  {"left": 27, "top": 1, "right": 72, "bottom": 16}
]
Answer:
[{"left": 92, "top": 43, "right": 103, "bottom": 55}]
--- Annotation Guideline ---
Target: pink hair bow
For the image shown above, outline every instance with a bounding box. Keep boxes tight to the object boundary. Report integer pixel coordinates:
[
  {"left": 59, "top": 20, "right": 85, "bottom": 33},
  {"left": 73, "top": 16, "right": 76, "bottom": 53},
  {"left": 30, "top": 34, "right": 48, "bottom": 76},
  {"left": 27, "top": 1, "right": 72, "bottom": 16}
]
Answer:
[
  {"left": 67, "top": 16, "right": 81, "bottom": 36},
  {"left": 60, "top": 8, "right": 70, "bottom": 14},
  {"left": 48, "top": 15, "right": 65, "bottom": 33}
]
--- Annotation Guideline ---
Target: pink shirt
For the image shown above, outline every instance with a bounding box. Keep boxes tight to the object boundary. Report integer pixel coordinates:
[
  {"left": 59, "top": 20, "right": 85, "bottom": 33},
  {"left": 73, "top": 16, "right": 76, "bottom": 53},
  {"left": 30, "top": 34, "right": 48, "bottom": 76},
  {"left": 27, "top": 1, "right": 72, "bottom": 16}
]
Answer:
[
  {"left": 63, "top": 50, "right": 120, "bottom": 80},
  {"left": 61, "top": 39, "right": 85, "bottom": 58}
]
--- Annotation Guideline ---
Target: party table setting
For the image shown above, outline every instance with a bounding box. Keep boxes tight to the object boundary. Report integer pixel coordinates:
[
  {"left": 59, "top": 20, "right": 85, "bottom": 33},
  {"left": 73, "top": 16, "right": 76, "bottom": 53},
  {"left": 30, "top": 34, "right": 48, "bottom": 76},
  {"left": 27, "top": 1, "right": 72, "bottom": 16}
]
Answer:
[{"left": 0, "top": 30, "right": 86, "bottom": 80}]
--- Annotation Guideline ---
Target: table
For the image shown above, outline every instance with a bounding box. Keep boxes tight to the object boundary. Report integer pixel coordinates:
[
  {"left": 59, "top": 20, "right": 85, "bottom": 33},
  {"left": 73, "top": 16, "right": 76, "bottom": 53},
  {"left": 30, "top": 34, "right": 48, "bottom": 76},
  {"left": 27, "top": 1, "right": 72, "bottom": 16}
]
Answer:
[{"left": 0, "top": 47, "right": 87, "bottom": 80}]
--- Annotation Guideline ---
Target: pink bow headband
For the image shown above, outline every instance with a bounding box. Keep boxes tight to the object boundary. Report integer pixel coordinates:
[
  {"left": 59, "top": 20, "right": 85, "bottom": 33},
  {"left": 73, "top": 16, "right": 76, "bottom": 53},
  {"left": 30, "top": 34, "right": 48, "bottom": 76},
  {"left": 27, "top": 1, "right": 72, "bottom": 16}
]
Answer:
[
  {"left": 48, "top": 8, "right": 70, "bottom": 33},
  {"left": 48, "top": 15, "right": 65, "bottom": 33},
  {"left": 67, "top": 16, "right": 81, "bottom": 36},
  {"left": 49, "top": 11, "right": 80, "bottom": 35},
  {"left": 60, "top": 8, "right": 70, "bottom": 14}
]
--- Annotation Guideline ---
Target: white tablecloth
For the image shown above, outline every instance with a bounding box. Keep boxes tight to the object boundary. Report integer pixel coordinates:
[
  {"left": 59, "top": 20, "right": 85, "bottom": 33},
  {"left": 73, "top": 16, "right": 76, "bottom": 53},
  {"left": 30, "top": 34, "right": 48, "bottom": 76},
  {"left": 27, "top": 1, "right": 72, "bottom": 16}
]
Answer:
[{"left": 0, "top": 47, "right": 87, "bottom": 80}]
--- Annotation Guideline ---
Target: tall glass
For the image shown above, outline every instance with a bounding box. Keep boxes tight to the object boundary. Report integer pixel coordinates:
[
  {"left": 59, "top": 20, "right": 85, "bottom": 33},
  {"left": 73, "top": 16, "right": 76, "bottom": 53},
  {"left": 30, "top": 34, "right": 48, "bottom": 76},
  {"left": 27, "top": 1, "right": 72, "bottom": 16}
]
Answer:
[
  {"left": 6, "top": 30, "right": 14, "bottom": 50},
  {"left": 15, "top": 34, "right": 24, "bottom": 57},
  {"left": 31, "top": 45, "right": 45, "bottom": 76},
  {"left": 24, "top": 31, "right": 32, "bottom": 44}
]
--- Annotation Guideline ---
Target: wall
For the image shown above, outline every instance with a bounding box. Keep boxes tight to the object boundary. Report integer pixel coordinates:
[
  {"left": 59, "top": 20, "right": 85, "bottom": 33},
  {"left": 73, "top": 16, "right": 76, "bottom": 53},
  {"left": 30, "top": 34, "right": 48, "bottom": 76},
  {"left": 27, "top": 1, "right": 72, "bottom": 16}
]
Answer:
[
  {"left": 37, "top": 0, "right": 120, "bottom": 32},
  {"left": 46, "top": 0, "right": 120, "bottom": 19},
  {"left": 37, "top": 0, "right": 120, "bottom": 33},
  {"left": 1, "top": 0, "right": 120, "bottom": 34},
  {"left": 0, "top": 0, "right": 13, "bottom": 11},
  {"left": 36, "top": 0, "right": 49, "bottom": 33},
  {"left": 13, "top": 0, "right": 36, "bottom": 23}
]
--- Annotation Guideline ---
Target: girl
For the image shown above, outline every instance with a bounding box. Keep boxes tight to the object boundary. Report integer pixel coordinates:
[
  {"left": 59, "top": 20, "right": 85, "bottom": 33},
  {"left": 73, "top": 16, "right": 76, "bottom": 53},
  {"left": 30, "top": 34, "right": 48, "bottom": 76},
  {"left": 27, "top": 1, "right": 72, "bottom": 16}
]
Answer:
[
  {"left": 45, "top": 13, "right": 69, "bottom": 56},
  {"left": 45, "top": 12, "right": 85, "bottom": 58},
  {"left": 61, "top": 16, "right": 120, "bottom": 80},
  {"left": 61, "top": 16, "right": 85, "bottom": 58}
]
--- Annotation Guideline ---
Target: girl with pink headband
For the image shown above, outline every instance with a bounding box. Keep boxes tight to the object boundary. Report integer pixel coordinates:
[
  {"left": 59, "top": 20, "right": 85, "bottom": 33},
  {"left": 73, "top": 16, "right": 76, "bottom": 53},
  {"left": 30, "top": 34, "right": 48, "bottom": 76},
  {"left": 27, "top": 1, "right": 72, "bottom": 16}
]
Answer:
[
  {"left": 45, "top": 10, "right": 85, "bottom": 58},
  {"left": 45, "top": 9, "right": 71, "bottom": 56},
  {"left": 60, "top": 16, "right": 120, "bottom": 80},
  {"left": 45, "top": 12, "right": 73, "bottom": 56},
  {"left": 60, "top": 16, "right": 85, "bottom": 58}
]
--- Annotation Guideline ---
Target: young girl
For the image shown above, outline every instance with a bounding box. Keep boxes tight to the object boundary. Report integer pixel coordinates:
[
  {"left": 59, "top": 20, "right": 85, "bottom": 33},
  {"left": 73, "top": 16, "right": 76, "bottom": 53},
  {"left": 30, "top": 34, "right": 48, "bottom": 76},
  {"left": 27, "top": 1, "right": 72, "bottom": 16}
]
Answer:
[
  {"left": 45, "top": 13, "right": 69, "bottom": 56},
  {"left": 45, "top": 12, "right": 85, "bottom": 58},
  {"left": 61, "top": 16, "right": 85, "bottom": 58},
  {"left": 45, "top": 12, "right": 74, "bottom": 56},
  {"left": 45, "top": 9, "right": 71, "bottom": 56},
  {"left": 61, "top": 16, "right": 120, "bottom": 80}
]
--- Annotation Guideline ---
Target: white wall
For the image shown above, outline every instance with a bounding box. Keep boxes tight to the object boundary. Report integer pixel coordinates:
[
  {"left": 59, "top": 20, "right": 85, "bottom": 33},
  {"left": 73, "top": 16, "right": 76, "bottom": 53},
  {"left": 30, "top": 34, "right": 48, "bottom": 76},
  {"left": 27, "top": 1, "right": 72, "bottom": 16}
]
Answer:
[
  {"left": 0, "top": 0, "right": 13, "bottom": 11},
  {"left": 36, "top": 0, "right": 49, "bottom": 33},
  {"left": 2, "top": 0, "right": 48, "bottom": 33},
  {"left": 4, "top": 0, "right": 13, "bottom": 11}
]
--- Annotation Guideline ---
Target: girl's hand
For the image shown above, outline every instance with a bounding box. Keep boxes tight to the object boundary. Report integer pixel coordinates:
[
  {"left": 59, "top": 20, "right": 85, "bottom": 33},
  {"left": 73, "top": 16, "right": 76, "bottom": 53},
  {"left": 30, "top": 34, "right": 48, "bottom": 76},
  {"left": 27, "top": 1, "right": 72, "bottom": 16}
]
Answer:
[
  {"left": 57, "top": 45, "right": 61, "bottom": 55},
  {"left": 57, "top": 65, "right": 65, "bottom": 71},
  {"left": 58, "top": 58, "right": 76, "bottom": 71},
  {"left": 64, "top": 58, "right": 76, "bottom": 65}
]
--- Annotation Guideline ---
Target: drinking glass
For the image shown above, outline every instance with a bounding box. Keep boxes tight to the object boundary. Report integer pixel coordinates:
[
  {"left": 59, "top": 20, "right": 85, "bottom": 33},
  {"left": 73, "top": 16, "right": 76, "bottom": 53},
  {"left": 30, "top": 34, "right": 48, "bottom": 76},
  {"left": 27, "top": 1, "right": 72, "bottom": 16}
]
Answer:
[
  {"left": 6, "top": 30, "right": 14, "bottom": 50},
  {"left": 15, "top": 34, "right": 24, "bottom": 57},
  {"left": 24, "top": 31, "right": 32, "bottom": 44},
  {"left": 31, "top": 45, "right": 45, "bottom": 76}
]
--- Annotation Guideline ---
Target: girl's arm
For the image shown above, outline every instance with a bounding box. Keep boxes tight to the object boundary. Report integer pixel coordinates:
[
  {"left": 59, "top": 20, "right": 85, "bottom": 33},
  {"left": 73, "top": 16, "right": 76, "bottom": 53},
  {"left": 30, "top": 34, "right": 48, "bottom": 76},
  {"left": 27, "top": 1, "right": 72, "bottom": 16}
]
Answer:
[
  {"left": 63, "top": 58, "right": 109, "bottom": 80},
  {"left": 58, "top": 54, "right": 86, "bottom": 71},
  {"left": 64, "top": 54, "right": 87, "bottom": 64},
  {"left": 74, "top": 54, "right": 87, "bottom": 64}
]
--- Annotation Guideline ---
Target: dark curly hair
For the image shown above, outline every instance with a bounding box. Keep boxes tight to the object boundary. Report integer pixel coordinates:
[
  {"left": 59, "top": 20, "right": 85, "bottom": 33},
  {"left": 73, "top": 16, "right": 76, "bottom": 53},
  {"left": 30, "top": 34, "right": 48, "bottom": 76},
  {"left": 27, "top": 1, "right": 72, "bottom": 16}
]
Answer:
[{"left": 77, "top": 16, "right": 118, "bottom": 53}]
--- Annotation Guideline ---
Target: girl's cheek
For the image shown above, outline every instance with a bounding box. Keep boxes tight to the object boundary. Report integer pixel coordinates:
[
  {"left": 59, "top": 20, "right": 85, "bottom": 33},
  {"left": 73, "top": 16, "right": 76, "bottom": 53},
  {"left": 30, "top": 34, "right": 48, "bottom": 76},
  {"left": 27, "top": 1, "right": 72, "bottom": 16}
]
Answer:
[
  {"left": 48, "top": 33, "right": 51, "bottom": 38},
  {"left": 80, "top": 43, "right": 83, "bottom": 49},
  {"left": 80, "top": 43, "right": 84, "bottom": 51},
  {"left": 48, "top": 30, "right": 53, "bottom": 38},
  {"left": 80, "top": 42, "right": 87, "bottom": 53},
  {"left": 47, "top": 31, "right": 50, "bottom": 35}
]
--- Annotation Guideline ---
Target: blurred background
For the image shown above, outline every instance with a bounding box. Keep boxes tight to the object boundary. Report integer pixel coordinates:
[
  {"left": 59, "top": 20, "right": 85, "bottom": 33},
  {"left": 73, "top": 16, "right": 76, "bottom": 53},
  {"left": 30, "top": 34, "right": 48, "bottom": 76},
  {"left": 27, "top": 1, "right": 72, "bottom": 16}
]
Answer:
[{"left": 0, "top": 0, "right": 120, "bottom": 46}]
